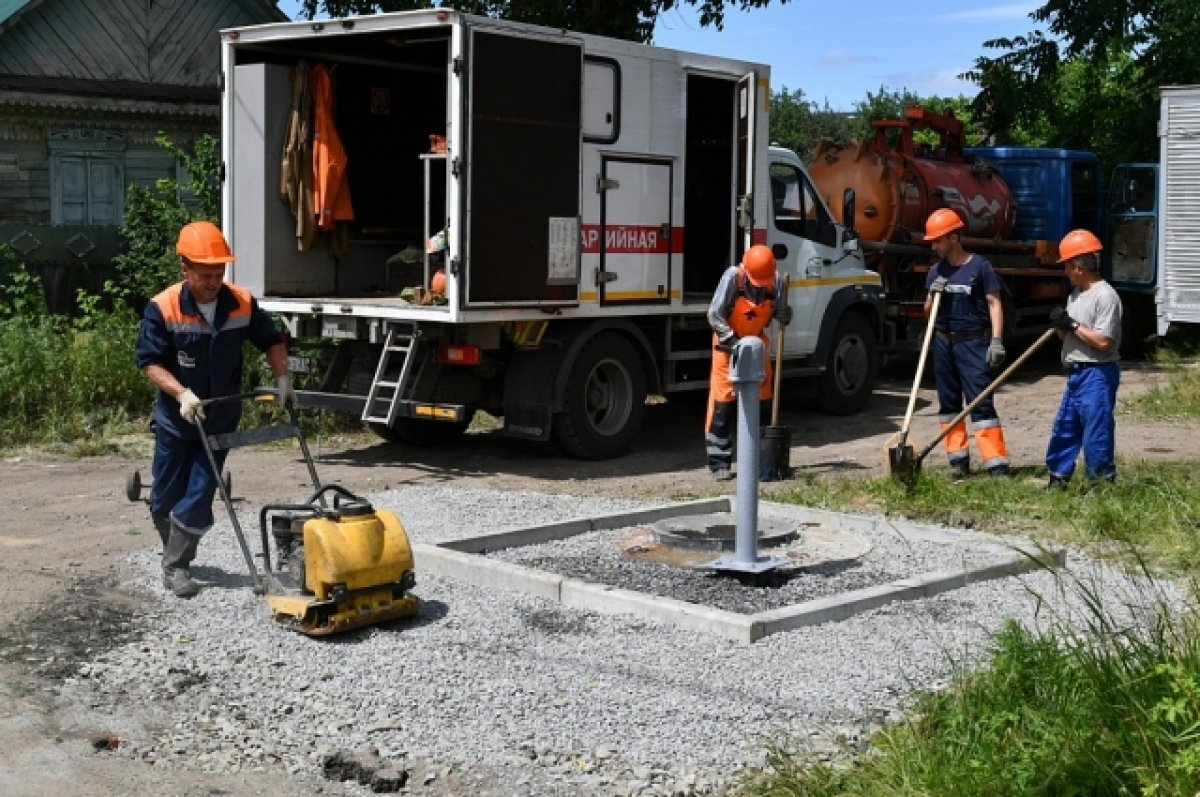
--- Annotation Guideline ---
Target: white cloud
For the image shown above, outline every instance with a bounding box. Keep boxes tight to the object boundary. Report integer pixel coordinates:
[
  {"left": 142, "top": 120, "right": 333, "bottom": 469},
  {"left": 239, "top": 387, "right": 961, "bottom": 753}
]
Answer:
[
  {"left": 874, "top": 67, "right": 980, "bottom": 98},
  {"left": 934, "top": 2, "right": 1039, "bottom": 23}
]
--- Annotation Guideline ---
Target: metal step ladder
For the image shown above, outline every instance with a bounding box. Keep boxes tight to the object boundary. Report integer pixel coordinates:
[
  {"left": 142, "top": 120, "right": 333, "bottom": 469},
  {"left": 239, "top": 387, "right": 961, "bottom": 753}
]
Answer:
[{"left": 362, "top": 323, "right": 419, "bottom": 426}]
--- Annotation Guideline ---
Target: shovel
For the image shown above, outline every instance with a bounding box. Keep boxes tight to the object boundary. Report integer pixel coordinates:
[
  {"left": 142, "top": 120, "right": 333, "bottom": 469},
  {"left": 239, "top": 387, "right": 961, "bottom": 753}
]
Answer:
[
  {"left": 886, "top": 289, "right": 941, "bottom": 480},
  {"left": 760, "top": 282, "right": 791, "bottom": 481},
  {"left": 899, "top": 325, "right": 1059, "bottom": 486}
]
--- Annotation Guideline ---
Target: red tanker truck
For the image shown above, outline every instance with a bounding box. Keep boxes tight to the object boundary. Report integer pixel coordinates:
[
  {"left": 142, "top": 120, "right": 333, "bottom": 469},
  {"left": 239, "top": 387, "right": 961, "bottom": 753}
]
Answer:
[{"left": 808, "top": 106, "right": 1102, "bottom": 349}]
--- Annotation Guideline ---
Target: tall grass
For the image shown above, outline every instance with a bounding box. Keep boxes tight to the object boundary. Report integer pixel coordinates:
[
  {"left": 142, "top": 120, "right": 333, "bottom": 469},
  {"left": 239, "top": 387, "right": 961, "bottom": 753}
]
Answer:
[
  {"left": 1124, "top": 347, "right": 1200, "bottom": 421},
  {"left": 0, "top": 311, "right": 152, "bottom": 451},
  {"left": 739, "top": 565, "right": 1200, "bottom": 797},
  {"left": 0, "top": 309, "right": 364, "bottom": 454},
  {"left": 771, "top": 460, "right": 1200, "bottom": 572}
]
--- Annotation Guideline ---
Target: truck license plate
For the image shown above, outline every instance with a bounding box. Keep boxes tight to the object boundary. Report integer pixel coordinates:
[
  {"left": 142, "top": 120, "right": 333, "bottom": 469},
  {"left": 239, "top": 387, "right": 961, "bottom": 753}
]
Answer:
[{"left": 321, "top": 317, "right": 359, "bottom": 339}]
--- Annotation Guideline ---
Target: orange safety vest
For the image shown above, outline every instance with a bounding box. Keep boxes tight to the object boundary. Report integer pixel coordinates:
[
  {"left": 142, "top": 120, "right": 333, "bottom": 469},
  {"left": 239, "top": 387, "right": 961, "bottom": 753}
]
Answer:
[
  {"left": 724, "top": 269, "right": 776, "bottom": 340},
  {"left": 708, "top": 268, "right": 776, "bottom": 406}
]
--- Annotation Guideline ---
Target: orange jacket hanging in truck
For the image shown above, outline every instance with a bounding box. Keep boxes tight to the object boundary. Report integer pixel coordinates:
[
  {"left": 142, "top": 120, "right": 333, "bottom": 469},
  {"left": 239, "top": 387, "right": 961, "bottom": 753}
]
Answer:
[{"left": 310, "top": 62, "right": 354, "bottom": 232}]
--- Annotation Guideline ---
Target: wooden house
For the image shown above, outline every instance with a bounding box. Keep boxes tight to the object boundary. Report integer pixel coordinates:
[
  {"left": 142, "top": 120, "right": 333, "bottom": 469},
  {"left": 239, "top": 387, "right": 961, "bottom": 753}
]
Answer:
[{"left": 0, "top": 0, "right": 287, "bottom": 307}]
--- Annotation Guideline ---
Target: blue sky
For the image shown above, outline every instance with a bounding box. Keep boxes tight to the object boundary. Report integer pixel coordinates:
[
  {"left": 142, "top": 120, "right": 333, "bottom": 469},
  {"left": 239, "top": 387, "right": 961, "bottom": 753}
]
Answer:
[{"left": 274, "top": 1, "right": 1045, "bottom": 110}]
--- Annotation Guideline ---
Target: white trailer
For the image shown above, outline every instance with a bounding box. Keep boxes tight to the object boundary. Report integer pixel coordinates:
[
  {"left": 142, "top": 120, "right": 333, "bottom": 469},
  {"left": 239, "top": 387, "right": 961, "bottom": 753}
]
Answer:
[
  {"left": 1156, "top": 85, "right": 1200, "bottom": 337},
  {"left": 221, "top": 10, "right": 886, "bottom": 459}
]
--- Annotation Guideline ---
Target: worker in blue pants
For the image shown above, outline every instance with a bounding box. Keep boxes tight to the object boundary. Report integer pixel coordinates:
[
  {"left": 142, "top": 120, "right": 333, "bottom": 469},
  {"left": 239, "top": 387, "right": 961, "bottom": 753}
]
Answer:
[
  {"left": 922, "top": 209, "right": 1010, "bottom": 478},
  {"left": 1045, "top": 229, "right": 1122, "bottom": 487},
  {"left": 136, "top": 221, "right": 295, "bottom": 598}
]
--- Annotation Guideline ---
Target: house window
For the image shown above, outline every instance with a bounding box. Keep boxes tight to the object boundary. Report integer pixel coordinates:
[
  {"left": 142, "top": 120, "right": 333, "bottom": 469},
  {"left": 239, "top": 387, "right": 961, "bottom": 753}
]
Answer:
[{"left": 48, "top": 129, "right": 126, "bottom": 225}]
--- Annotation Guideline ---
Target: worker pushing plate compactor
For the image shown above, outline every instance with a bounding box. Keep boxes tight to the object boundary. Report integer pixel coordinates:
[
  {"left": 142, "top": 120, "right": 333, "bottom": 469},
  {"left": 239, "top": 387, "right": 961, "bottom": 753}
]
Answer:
[{"left": 201, "top": 392, "right": 418, "bottom": 636}]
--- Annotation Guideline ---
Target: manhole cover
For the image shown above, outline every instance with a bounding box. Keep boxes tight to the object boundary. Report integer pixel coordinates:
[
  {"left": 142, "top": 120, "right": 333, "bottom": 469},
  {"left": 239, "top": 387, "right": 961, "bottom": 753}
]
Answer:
[{"left": 651, "top": 512, "right": 798, "bottom": 551}]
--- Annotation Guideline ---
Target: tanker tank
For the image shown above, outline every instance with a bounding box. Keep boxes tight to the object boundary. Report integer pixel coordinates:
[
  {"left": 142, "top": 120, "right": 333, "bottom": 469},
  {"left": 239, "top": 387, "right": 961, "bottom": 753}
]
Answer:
[{"left": 808, "top": 106, "right": 1069, "bottom": 346}]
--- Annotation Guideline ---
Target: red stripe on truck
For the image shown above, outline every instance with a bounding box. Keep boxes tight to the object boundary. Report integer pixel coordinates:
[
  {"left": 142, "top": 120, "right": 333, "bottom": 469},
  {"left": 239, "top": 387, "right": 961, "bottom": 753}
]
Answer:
[{"left": 580, "top": 224, "right": 684, "bottom": 254}]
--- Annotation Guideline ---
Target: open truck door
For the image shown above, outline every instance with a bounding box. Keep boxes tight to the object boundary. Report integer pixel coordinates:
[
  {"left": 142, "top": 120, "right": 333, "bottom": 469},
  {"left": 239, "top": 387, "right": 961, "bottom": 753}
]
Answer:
[
  {"left": 736, "top": 71, "right": 760, "bottom": 259},
  {"left": 464, "top": 28, "right": 582, "bottom": 307}
]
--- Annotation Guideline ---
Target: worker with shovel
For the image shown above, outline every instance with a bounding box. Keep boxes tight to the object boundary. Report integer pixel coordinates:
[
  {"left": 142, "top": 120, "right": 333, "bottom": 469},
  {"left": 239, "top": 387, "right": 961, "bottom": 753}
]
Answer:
[
  {"left": 922, "top": 209, "right": 1011, "bottom": 479},
  {"left": 136, "top": 221, "right": 296, "bottom": 598},
  {"left": 1045, "top": 229, "right": 1122, "bottom": 488},
  {"left": 704, "top": 245, "right": 791, "bottom": 481}
]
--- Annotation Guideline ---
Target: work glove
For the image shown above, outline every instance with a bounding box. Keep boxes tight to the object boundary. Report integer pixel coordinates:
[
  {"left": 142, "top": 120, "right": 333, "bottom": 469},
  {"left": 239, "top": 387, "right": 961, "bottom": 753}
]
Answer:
[
  {"left": 276, "top": 375, "right": 298, "bottom": 408},
  {"left": 177, "top": 389, "right": 205, "bottom": 425},
  {"left": 986, "top": 337, "right": 1006, "bottom": 369},
  {"left": 774, "top": 303, "right": 793, "bottom": 326},
  {"left": 715, "top": 332, "right": 739, "bottom": 354},
  {"left": 929, "top": 276, "right": 949, "bottom": 294},
  {"left": 1049, "top": 307, "right": 1080, "bottom": 332}
]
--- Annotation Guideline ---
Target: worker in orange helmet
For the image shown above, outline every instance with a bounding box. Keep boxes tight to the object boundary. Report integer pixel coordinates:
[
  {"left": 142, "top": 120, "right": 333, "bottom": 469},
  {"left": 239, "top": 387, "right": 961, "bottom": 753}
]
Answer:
[
  {"left": 1045, "top": 229, "right": 1122, "bottom": 489},
  {"left": 922, "top": 208, "right": 1011, "bottom": 479},
  {"left": 135, "top": 221, "right": 295, "bottom": 598},
  {"left": 704, "top": 244, "right": 792, "bottom": 480}
]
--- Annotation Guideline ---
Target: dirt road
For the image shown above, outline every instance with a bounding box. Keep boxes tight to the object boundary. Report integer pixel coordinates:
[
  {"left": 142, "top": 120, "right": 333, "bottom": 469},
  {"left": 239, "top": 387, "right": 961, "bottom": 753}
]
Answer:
[{"left": 0, "top": 348, "right": 1193, "bottom": 795}]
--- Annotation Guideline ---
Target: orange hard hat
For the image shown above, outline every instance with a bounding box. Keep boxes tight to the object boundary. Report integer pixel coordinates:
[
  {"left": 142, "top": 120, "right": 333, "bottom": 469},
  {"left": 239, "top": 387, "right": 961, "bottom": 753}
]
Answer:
[
  {"left": 1057, "top": 229, "right": 1103, "bottom": 263},
  {"left": 923, "top": 208, "right": 965, "bottom": 241},
  {"left": 742, "top": 244, "right": 776, "bottom": 287},
  {"left": 430, "top": 268, "right": 446, "bottom": 295},
  {"left": 176, "top": 221, "right": 235, "bottom": 265}
]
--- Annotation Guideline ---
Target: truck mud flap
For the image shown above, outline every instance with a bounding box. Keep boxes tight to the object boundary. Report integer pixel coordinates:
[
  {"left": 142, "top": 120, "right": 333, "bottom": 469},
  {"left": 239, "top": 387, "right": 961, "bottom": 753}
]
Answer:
[{"left": 501, "top": 346, "right": 561, "bottom": 441}]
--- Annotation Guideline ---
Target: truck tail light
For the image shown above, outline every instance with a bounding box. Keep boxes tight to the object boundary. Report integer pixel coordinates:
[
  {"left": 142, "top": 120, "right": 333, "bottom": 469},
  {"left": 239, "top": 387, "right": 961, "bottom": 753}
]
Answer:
[{"left": 436, "top": 343, "right": 480, "bottom": 365}]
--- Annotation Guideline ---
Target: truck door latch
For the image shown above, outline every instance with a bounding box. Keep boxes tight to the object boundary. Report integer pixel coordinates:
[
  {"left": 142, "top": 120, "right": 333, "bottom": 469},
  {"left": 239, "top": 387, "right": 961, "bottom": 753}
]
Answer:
[
  {"left": 594, "top": 269, "right": 619, "bottom": 286},
  {"left": 597, "top": 177, "right": 619, "bottom": 192}
]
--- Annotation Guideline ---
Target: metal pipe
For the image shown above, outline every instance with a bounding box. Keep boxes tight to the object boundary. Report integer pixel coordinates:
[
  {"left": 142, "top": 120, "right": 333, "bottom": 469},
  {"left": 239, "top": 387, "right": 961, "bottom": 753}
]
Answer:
[{"left": 732, "top": 337, "right": 764, "bottom": 565}]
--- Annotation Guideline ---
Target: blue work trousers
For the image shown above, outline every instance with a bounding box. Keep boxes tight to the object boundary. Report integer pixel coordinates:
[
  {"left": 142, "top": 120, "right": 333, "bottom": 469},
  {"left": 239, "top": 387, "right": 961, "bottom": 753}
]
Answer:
[
  {"left": 150, "top": 428, "right": 229, "bottom": 535},
  {"left": 1045, "top": 363, "right": 1120, "bottom": 482},
  {"left": 933, "top": 336, "right": 998, "bottom": 422}
]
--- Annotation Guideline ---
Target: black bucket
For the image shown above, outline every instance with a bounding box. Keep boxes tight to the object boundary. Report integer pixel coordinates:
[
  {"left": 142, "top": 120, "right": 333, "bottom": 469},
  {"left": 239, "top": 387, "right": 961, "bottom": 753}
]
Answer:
[{"left": 759, "top": 425, "right": 792, "bottom": 482}]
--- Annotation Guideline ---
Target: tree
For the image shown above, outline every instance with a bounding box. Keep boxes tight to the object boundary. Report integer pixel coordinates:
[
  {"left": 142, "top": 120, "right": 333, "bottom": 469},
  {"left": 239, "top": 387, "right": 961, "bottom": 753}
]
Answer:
[
  {"left": 965, "top": 0, "right": 1200, "bottom": 170},
  {"left": 291, "top": 0, "right": 791, "bottom": 42},
  {"left": 768, "top": 87, "right": 852, "bottom": 162},
  {"left": 107, "top": 134, "right": 221, "bottom": 310}
]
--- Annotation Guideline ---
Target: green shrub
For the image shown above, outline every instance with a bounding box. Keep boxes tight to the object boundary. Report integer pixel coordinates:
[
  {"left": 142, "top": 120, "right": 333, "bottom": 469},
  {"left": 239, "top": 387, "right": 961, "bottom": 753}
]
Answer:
[{"left": 0, "top": 243, "right": 47, "bottom": 319}]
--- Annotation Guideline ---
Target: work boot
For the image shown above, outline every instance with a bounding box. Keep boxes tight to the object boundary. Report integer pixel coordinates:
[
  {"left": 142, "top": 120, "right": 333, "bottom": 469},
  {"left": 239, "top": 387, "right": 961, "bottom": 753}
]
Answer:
[
  {"left": 1046, "top": 475, "right": 1070, "bottom": 491},
  {"left": 151, "top": 514, "right": 171, "bottom": 549},
  {"left": 949, "top": 462, "right": 970, "bottom": 481},
  {"left": 712, "top": 468, "right": 735, "bottom": 482},
  {"left": 162, "top": 522, "right": 201, "bottom": 599},
  {"left": 988, "top": 464, "right": 1011, "bottom": 478}
]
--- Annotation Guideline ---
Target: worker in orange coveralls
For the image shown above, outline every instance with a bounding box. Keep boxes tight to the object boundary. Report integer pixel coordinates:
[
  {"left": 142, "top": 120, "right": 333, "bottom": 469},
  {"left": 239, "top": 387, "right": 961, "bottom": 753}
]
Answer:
[{"left": 704, "top": 244, "right": 792, "bottom": 481}]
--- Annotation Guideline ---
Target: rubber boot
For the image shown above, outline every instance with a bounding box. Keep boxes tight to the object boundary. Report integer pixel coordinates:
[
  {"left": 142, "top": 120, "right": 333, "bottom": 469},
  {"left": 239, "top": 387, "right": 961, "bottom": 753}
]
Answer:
[
  {"left": 151, "top": 514, "right": 171, "bottom": 549},
  {"left": 162, "top": 522, "right": 201, "bottom": 598}
]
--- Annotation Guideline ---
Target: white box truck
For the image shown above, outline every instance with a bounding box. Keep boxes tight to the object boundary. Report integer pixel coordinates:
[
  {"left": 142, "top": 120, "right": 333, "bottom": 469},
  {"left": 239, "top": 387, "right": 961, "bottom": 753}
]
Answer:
[
  {"left": 1105, "top": 86, "right": 1200, "bottom": 345},
  {"left": 1155, "top": 85, "right": 1200, "bottom": 336},
  {"left": 221, "top": 10, "right": 887, "bottom": 459}
]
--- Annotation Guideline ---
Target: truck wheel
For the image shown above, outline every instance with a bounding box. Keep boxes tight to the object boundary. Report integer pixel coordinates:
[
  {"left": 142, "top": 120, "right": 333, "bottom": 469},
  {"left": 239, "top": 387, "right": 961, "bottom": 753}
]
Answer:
[
  {"left": 813, "top": 313, "right": 876, "bottom": 415},
  {"left": 553, "top": 333, "right": 646, "bottom": 460},
  {"left": 368, "top": 413, "right": 474, "bottom": 446}
]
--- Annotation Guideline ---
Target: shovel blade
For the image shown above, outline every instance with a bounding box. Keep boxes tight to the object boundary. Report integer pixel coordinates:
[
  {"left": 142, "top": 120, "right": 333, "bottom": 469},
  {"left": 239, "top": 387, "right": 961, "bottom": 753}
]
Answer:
[{"left": 887, "top": 443, "right": 917, "bottom": 483}]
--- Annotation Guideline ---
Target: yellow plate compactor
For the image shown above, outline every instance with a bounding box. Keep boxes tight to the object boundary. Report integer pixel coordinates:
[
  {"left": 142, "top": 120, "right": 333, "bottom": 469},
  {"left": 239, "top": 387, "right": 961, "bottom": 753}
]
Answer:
[{"left": 199, "top": 392, "right": 418, "bottom": 636}]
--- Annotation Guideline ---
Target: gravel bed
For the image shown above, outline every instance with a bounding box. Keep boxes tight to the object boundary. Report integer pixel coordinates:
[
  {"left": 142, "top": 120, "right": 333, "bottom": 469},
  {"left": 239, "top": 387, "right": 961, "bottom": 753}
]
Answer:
[
  {"left": 59, "top": 486, "right": 1191, "bottom": 797},
  {"left": 484, "top": 503, "right": 1030, "bottom": 614}
]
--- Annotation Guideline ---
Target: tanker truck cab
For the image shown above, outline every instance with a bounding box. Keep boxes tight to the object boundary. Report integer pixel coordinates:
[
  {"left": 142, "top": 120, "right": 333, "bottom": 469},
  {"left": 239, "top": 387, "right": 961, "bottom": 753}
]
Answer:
[{"left": 767, "top": 147, "right": 885, "bottom": 414}]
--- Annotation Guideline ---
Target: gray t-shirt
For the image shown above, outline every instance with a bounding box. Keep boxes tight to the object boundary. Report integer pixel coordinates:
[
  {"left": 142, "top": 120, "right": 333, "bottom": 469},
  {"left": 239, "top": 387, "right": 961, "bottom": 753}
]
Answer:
[{"left": 1062, "top": 279, "right": 1122, "bottom": 365}]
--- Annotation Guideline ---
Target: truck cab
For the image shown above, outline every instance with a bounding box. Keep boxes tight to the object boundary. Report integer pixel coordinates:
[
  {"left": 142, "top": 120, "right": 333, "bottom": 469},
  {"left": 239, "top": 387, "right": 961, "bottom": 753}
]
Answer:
[
  {"left": 1104, "top": 163, "right": 1158, "bottom": 349},
  {"left": 767, "top": 146, "right": 884, "bottom": 413}
]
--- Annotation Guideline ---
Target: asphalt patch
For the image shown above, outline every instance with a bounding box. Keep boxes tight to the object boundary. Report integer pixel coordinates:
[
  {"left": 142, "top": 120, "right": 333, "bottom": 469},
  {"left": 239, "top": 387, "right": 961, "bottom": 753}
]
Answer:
[{"left": 0, "top": 574, "right": 144, "bottom": 682}]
